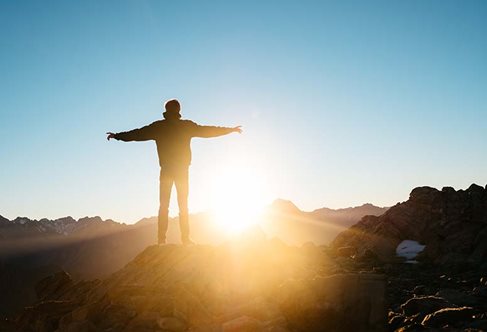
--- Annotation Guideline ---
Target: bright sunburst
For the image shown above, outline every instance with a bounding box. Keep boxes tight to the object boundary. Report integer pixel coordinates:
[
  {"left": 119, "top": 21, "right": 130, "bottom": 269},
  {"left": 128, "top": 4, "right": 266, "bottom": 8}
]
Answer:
[{"left": 209, "top": 163, "right": 270, "bottom": 235}]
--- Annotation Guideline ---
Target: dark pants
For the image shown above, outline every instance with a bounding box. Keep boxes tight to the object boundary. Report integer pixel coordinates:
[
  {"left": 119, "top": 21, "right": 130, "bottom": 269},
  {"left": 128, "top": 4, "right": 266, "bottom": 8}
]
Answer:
[{"left": 158, "top": 165, "right": 189, "bottom": 243}]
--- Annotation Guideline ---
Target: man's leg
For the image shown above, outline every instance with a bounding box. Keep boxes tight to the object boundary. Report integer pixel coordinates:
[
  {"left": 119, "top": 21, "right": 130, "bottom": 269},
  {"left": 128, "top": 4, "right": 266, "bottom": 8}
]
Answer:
[
  {"left": 175, "top": 167, "right": 191, "bottom": 244},
  {"left": 158, "top": 169, "right": 173, "bottom": 244}
]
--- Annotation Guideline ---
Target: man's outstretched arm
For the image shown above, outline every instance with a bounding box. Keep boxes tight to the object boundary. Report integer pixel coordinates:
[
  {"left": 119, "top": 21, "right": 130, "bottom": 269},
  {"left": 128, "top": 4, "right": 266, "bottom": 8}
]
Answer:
[
  {"left": 193, "top": 125, "right": 242, "bottom": 138},
  {"left": 107, "top": 123, "right": 157, "bottom": 142}
]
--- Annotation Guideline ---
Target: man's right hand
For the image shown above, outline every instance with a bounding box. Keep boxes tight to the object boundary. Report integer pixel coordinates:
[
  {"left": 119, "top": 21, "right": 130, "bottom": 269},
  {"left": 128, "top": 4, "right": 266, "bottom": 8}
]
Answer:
[
  {"left": 106, "top": 132, "right": 116, "bottom": 141},
  {"left": 232, "top": 126, "right": 243, "bottom": 134}
]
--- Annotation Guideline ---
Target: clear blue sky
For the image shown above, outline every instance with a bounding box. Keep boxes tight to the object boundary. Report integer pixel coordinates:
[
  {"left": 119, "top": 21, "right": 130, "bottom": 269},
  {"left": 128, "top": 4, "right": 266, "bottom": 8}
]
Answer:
[{"left": 1, "top": 1, "right": 486, "bottom": 223}]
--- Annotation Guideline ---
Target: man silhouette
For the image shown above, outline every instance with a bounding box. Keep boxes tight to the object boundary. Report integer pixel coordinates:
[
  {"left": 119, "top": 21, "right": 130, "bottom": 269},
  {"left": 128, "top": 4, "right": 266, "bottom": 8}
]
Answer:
[{"left": 107, "top": 99, "right": 242, "bottom": 245}]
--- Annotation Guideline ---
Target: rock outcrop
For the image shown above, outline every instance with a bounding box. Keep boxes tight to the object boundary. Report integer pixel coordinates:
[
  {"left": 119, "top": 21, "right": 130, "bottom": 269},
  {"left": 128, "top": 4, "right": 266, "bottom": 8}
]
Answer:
[
  {"left": 332, "top": 184, "right": 487, "bottom": 266},
  {"left": 12, "top": 236, "right": 387, "bottom": 332}
]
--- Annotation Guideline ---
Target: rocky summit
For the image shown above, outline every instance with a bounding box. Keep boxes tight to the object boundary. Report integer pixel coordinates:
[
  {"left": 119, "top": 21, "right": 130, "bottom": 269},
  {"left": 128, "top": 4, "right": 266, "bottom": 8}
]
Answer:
[
  {"left": 332, "top": 184, "right": 487, "bottom": 266},
  {"left": 6, "top": 233, "right": 387, "bottom": 332}
]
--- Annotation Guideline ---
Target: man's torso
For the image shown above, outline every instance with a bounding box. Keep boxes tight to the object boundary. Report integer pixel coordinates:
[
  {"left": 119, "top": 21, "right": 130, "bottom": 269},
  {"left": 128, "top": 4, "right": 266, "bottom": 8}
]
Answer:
[{"left": 152, "top": 119, "right": 196, "bottom": 167}]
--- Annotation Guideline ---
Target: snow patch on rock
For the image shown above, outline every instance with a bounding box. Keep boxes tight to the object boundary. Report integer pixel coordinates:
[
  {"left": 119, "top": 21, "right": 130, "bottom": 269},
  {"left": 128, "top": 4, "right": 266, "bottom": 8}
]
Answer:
[{"left": 396, "top": 240, "right": 426, "bottom": 263}]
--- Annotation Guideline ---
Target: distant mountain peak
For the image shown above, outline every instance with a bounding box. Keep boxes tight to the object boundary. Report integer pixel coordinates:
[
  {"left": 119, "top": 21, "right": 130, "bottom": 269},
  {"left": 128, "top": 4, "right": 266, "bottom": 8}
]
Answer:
[
  {"left": 312, "top": 203, "right": 386, "bottom": 214},
  {"left": 55, "top": 216, "right": 76, "bottom": 223},
  {"left": 77, "top": 216, "right": 104, "bottom": 224},
  {"left": 360, "top": 203, "right": 375, "bottom": 208},
  {"left": 135, "top": 216, "right": 157, "bottom": 225},
  {"left": 12, "top": 217, "right": 32, "bottom": 225},
  {"left": 268, "top": 199, "right": 302, "bottom": 214}
]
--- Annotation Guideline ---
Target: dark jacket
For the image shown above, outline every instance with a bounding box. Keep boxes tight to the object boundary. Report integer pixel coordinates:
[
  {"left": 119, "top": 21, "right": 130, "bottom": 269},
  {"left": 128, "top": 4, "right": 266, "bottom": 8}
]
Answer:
[{"left": 114, "top": 119, "right": 234, "bottom": 167}]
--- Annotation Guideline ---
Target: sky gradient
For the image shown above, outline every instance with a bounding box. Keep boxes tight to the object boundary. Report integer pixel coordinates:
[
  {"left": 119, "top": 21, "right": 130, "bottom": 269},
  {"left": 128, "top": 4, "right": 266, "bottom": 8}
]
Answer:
[{"left": 1, "top": 1, "right": 486, "bottom": 223}]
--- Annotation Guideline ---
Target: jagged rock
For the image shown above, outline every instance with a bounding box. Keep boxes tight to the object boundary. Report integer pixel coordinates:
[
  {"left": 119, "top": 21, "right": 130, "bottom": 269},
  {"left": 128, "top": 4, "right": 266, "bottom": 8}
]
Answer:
[
  {"left": 421, "top": 306, "right": 475, "bottom": 328},
  {"left": 388, "top": 313, "right": 404, "bottom": 330},
  {"left": 400, "top": 296, "right": 452, "bottom": 317},
  {"left": 332, "top": 184, "right": 487, "bottom": 266}
]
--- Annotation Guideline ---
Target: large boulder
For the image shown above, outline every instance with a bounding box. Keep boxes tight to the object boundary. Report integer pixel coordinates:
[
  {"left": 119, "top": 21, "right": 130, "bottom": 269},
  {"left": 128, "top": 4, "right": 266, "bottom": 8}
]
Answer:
[
  {"left": 331, "top": 184, "right": 487, "bottom": 265},
  {"left": 400, "top": 296, "right": 452, "bottom": 317},
  {"left": 422, "top": 306, "right": 475, "bottom": 328}
]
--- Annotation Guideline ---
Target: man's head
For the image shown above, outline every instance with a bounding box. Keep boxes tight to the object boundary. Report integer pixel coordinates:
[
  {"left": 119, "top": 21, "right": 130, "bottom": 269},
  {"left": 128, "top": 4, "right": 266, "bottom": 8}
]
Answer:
[{"left": 163, "top": 99, "right": 181, "bottom": 120}]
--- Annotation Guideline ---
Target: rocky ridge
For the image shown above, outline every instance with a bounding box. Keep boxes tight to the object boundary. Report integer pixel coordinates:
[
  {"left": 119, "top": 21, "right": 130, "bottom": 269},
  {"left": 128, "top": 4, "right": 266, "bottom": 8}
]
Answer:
[
  {"left": 332, "top": 184, "right": 487, "bottom": 266},
  {"left": 329, "top": 184, "right": 487, "bottom": 331},
  {"left": 6, "top": 235, "right": 487, "bottom": 331},
  {"left": 5, "top": 234, "right": 387, "bottom": 332}
]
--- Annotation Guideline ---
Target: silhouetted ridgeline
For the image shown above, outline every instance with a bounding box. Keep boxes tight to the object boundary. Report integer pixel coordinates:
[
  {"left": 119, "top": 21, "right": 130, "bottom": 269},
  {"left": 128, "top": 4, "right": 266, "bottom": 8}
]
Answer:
[{"left": 0, "top": 216, "right": 154, "bottom": 316}]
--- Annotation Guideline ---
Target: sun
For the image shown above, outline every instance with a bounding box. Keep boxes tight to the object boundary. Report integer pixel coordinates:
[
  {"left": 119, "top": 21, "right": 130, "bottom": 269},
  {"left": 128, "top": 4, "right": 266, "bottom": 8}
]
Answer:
[{"left": 208, "top": 164, "right": 270, "bottom": 235}]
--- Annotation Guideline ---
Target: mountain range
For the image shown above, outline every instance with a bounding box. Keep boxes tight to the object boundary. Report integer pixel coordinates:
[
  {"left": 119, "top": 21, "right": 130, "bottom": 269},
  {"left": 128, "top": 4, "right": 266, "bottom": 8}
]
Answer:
[
  {"left": 261, "top": 199, "right": 387, "bottom": 245},
  {"left": 5, "top": 184, "right": 487, "bottom": 331},
  {"left": 0, "top": 200, "right": 387, "bottom": 316},
  {"left": 0, "top": 200, "right": 387, "bottom": 265}
]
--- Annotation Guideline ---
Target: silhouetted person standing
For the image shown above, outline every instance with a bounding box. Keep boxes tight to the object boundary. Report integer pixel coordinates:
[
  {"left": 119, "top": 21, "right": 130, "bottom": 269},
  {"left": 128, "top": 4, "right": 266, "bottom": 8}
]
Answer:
[{"left": 107, "top": 99, "right": 242, "bottom": 245}]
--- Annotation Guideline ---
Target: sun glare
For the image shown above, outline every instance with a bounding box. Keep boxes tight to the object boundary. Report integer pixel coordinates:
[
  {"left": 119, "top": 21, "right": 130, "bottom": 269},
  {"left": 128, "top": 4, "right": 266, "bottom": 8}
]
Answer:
[{"left": 209, "top": 164, "right": 270, "bottom": 235}]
